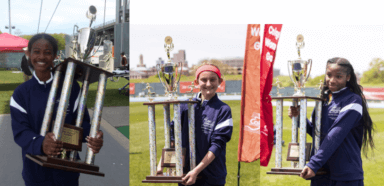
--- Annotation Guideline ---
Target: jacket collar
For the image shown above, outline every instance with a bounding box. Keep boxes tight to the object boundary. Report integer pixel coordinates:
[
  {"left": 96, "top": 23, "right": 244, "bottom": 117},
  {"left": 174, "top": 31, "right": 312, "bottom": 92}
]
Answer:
[
  {"left": 195, "top": 92, "right": 218, "bottom": 105},
  {"left": 33, "top": 71, "right": 53, "bottom": 85}
]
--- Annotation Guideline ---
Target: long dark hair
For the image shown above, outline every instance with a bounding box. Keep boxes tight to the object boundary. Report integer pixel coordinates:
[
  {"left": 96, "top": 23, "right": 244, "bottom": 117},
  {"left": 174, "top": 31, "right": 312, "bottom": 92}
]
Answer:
[{"left": 321, "top": 57, "right": 375, "bottom": 157}]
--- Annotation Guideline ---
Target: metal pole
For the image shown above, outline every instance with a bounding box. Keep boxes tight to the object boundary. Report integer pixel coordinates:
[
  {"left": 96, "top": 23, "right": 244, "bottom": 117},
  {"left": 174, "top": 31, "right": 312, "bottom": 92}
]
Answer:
[
  {"left": 8, "top": 0, "right": 11, "bottom": 34},
  {"left": 299, "top": 98, "right": 307, "bottom": 168},
  {"left": 188, "top": 103, "right": 196, "bottom": 170},
  {"left": 85, "top": 73, "right": 107, "bottom": 164},
  {"left": 70, "top": 67, "right": 91, "bottom": 160},
  {"left": 173, "top": 103, "right": 183, "bottom": 176},
  {"left": 120, "top": 0, "right": 126, "bottom": 54},
  {"left": 275, "top": 99, "right": 283, "bottom": 168},
  {"left": 52, "top": 62, "right": 77, "bottom": 141},
  {"left": 40, "top": 68, "right": 62, "bottom": 136},
  {"left": 163, "top": 104, "right": 170, "bottom": 148},
  {"left": 291, "top": 98, "right": 299, "bottom": 168},
  {"left": 147, "top": 104, "right": 156, "bottom": 176},
  {"left": 314, "top": 100, "right": 322, "bottom": 154}
]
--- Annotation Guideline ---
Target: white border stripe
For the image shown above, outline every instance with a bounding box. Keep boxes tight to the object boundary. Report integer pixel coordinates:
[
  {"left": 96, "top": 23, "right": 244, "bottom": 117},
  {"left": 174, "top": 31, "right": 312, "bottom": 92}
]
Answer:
[
  {"left": 33, "top": 71, "right": 53, "bottom": 85},
  {"left": 340, "top": 103, "right": 362, "bottom": 115},
  {"left": 73, "top": 92, "right": 81, "bottom": 112},
  {"left": 10, "top": 96, "right": 27, "bottom": 114},
  {"left": 214, "top": 118, "right": 233, "bottom": 130}
]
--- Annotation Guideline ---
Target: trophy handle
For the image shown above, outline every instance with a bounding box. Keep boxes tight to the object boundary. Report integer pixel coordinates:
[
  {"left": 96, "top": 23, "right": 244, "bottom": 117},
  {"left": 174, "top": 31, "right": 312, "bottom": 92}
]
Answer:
[
  {"left": 73, "top": 25, "right": 79, "bottom": 36},
  {"left": 156, "top": 64, "right": 168, "bottom": 90},
  {"left": 306, "top": 59, "right": 312, "bottom": 81},
  {"left": 176, "top": 62, "right": 182, "bottom": 87},
  {"left": 287, "top": 61, "right": 295, "bottom": 83}
]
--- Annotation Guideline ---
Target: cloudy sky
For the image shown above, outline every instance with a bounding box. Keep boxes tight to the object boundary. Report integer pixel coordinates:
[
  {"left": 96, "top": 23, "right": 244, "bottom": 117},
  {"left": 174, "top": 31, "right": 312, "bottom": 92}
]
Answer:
[
  {"left": 130, "top": 0, "right": 384, "bottom": 77},
  {"left": 0, "top": 0, "right": 118, "bottom": 35}
]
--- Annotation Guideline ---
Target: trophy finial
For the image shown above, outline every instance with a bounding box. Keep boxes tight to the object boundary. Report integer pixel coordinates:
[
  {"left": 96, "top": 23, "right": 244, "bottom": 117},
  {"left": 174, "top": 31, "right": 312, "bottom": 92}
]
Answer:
[
  {"left": 296, "top": 34, "right": 305, "bottom": 58},
  {"left": 274, "top": 78, "right": 284, "bottom": 97},
  {"left": 143, "top": 83, "right": 155, "bottom": 102},
  {"left": 164, "top": 36, "right": 174, "bottom": 61},
  {"left": 187, "top": 82, "right": 196, "bottom": 101}
]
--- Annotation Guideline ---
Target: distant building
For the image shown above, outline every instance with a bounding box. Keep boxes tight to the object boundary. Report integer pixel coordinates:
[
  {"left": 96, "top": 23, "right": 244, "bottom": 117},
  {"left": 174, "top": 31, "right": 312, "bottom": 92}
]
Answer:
[
  {"left": 218, "top": 57, "right": 280, "bottom": 76},
  {"left": 171, "top": 50, "right": 189, "bottom": 75}
]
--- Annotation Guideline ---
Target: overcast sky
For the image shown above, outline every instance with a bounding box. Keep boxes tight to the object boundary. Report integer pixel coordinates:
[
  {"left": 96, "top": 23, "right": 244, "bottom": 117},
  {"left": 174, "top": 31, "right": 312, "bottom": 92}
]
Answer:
[
  {"left": 130, "top": 24, "right": 384, "bottom": 77},
  {"left": 0, "top": 0, "right": 117, "bottom": 35}
]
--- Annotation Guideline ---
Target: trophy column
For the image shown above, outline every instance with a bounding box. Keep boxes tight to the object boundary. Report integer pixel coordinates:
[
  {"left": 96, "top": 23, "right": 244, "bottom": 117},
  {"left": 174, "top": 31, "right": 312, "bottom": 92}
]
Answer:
[
  {"left": 40, "top": 66, "right": 63, "bottom": 136},
  {"left": 52, "top": 62, "right": 77, "bottom": 141},
  {"left": 275, "top": 99, "right": 283, "bottom": 168},
  {"left": 291, "top": 98, "right": 299, "bottom": 168},
  {"left": 188, "top": 103, "right": 196, "bottom": 169},
  {"left": 85, "top": 72, "right": 108, "bottom": 165},
  {"left": 173, "top": 103, "right": 183, "bottom": 176},
  {"left": 314, "top": 100, "right": 322, "bottom": 154},
  {"left": 147, "top": 104, "right": 157, "bottom": 176},
  {"left": 298, "top": 98, "right": 307, "bottom": 168}
]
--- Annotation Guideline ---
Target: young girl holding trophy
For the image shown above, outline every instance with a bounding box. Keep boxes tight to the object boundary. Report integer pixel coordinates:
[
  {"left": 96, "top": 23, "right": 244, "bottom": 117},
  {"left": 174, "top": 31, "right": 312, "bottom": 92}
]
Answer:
[
  {"left": 170, "top": 64, "right": 233, "bottom": 186},
  {"left": 10, "top": 33, "right": 104, "bottom": 186},
  {"left": 289, "top": 57, "right": 375, "bottom": 186}
]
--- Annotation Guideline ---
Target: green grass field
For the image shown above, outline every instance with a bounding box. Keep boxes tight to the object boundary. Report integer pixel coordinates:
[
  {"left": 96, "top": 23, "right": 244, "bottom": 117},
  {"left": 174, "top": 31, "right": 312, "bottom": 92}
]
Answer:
[
  {"left": 129, "top": 100, "right": 260, "bottom": 186},
  {"left": 260, "top": 106, "right": 384, "bottom": 186},
  {"left": 0, "top": 70, "right": 129, "bottom": 115}
]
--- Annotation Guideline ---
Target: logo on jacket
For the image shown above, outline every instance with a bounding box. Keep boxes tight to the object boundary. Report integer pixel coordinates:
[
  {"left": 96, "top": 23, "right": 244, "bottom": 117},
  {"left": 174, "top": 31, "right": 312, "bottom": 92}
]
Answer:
[
  {"left": 202, "top": 118, "right": 214, "bottom": 134},
  {"left": 329, "top": 106, "right": 340, "bottom": 120}
]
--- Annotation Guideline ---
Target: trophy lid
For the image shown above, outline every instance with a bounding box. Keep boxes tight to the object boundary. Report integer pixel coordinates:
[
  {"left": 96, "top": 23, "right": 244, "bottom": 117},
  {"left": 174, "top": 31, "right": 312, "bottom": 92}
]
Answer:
[{"left": 297, "top": 34, "right": 304, "bottom": 43}]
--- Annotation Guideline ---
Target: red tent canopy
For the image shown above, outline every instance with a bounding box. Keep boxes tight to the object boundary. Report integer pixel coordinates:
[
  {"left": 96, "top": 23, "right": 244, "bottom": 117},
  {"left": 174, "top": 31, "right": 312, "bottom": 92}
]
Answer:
[{"left": 0, "top": 33, "right": 29, "bottom": 52}]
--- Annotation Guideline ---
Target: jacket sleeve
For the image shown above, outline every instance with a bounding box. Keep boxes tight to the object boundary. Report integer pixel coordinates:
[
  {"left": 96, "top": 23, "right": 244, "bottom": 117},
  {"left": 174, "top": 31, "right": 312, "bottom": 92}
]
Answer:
[
  {"left": 306, "top": 98, "right": 363, "bottom": 173},
  {"left": 209, "top": 106, "right": 233, "bottom": 157},
  {"left": 10, "top": 91, "right": 45, "bottom": 156}
]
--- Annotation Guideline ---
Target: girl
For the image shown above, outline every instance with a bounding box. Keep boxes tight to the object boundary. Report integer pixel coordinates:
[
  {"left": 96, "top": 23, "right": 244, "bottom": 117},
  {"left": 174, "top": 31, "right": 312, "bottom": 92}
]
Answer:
[
  {"left": 10, "top": 33, "right": 104, "bottom": 186},
  {"left": 170, "top": 64, "right": 233, "bottom": 186},
  {"left": 289, "top": 57, "right": 375, "bottom": 186}
]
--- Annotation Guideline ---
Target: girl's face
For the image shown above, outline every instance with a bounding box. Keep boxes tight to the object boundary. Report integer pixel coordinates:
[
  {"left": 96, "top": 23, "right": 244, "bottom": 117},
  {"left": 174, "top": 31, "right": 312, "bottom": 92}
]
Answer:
[
  {"left": 26, "top": 39, "right": 56, "bottom": 73},
  {"left": 194, "top": 71, "right": 222, "bottom": 100},
  {"left": 325, "top": 63, "right": 351, "bottom": 92}
]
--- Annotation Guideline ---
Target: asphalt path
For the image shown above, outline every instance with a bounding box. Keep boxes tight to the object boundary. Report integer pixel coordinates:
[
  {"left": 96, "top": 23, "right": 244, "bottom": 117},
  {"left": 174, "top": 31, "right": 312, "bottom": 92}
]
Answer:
[{"left": 0, "top": 107, "right": 130, "bottom": 186}]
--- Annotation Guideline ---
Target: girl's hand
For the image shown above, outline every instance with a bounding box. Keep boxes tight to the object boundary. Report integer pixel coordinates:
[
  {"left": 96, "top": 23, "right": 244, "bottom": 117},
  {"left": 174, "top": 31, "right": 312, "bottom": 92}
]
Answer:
[
  {"left": 86, "top": 130, "right": 104, "bottom": 154},
  {"left": 181, "top": 169, "right": 198, "bottom": 185},
  {"left": 300, "top": 166, "right": 315, "bottom": 179},
  {"left": 42, "top": 132, "right": 63, "bottom": 156},
  {"left": 288, "top": 106, "right": 300, "bottom": 119}
]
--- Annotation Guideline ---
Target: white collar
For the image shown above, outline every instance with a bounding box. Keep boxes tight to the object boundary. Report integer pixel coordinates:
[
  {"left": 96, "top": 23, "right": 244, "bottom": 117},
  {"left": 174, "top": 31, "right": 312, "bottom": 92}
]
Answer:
[
  {"left": 33, "top": 71, "right": 53, "bottom": 85},
  {"left": 331, "top": 87, "right": 347, "bottom": 94}
]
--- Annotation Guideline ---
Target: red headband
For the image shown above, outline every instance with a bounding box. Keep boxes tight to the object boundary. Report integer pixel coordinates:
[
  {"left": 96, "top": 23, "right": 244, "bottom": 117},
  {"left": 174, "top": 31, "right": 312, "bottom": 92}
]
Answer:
[{"left": 195, "top": 65, "right": 221, "bottom": 80}]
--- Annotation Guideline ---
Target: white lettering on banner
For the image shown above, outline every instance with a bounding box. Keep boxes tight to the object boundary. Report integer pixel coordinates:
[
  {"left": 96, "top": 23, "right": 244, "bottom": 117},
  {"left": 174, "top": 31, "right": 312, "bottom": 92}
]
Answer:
[
  {"left": 251, "top": 27, "right": 260, "bottom": 37},
  {"left": 262, "top": 125, "right": 268, "bottom": 136},
  {"left": 266, "top": 52, "right": 273, "bottom": 62},
  {"left": 265, "top": 38, "right": 276, "bottom": 51},
  {"left": 268, "top": 26, "right": 281, "bottom": 40},
  {"left": 245, "top": 112, "right": 260, "bottom": 134},
  {"left": 254, "top": 41, "right": 260, "bottom": 50}
]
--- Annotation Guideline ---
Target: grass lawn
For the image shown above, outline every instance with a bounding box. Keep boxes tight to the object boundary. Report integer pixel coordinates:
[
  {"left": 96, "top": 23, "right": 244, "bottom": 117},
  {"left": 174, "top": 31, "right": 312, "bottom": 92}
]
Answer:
[
  {"left": 260, "top": 106, "right": 384, "bottom": 186},
  {"left": 0, "top": 70, "right": 129, "bottom": 115},
  {"left": 129, "top": 100, "right": 260, "bottom": 186}
]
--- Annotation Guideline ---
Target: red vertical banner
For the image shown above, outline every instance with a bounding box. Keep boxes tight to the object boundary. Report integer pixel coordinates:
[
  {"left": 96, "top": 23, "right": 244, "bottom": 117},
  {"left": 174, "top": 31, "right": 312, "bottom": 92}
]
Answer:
[
  {"left": 260, "top": 24, "right": 283, "bottom": 166},
  {"left": 129, "top": 83, "right": 135, "bottom": 95},
  {"left": 238, "top": 24, "right": 261, "bottom": 162}
]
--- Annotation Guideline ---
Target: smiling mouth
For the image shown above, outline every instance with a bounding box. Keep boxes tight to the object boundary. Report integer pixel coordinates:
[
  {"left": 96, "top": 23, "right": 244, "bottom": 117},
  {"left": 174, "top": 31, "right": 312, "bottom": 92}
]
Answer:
[{"left": 37, "top": 62, "right": 47, "bottom": 66}]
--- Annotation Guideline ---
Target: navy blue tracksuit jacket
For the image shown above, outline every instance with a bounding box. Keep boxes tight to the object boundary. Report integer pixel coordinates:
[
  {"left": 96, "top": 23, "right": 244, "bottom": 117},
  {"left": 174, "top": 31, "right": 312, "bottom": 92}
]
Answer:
[
  {"left": 10, "top": 72, "right": 91, "bottom": 185},
  {"left": 306, "top": 87, "right": 364, "bottom": 183}
]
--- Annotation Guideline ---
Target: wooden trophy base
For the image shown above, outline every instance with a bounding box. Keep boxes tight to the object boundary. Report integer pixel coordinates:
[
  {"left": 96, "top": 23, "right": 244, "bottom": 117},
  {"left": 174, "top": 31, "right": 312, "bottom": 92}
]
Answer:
[
  {"left": 142, "top": 174, "right": 186, "bottom": 183},
  {"left": 267, "top": 167, "right": 328, "bottom": 179},
  {"left": 26, "top": 154, "right": 105, "bottom": 177}
]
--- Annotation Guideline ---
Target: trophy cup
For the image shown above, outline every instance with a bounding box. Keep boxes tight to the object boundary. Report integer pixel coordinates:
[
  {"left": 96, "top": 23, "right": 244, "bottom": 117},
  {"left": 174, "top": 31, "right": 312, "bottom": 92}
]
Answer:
[
  {"left": 267, "top": 35, "right": 326, "bottom": 176},
  {"left": 288, "top": 34, "right": 312, "bottom": 96},
  {"left": 156, "top": 36, "right": 182, "bottom": 100},
  {"left": 142, "top": 37, "right": 198, "bottom": 183},
  {"left": 26, "top": 5, "right": 113, "bottom": 177}
]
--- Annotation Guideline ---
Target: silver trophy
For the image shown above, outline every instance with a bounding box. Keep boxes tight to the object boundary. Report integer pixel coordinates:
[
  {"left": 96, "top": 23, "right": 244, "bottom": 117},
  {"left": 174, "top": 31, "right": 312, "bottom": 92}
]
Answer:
[
  {"left": 157, "top": 36, "right": 182, "bottom": 100},
  {"left": 287, "top": 34, "right": 312, "bottom": 96},
  {"left": 72, "top": 6, "right": 97, "bottom": 62}
]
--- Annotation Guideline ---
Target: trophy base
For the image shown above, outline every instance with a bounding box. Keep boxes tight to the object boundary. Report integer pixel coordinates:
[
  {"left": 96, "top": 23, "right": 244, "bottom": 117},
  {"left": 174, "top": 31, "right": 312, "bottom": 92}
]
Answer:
[
  {"left": 142, "top": 174, "right": 186, "bottom": 183},
  {"left": 26, "top": 154, "right": 105, "bottom": 177},
  {"left": 267, "top": 168, "right": 328, "bottom": 177}
]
